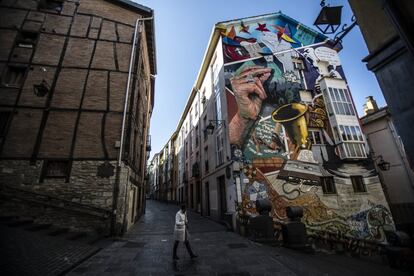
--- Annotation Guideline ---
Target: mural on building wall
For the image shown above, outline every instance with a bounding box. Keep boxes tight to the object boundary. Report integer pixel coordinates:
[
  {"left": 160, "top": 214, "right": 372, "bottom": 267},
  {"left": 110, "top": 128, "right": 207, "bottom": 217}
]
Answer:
[{"left": 221, "top": 13, "right": 394, "bottom": 242}]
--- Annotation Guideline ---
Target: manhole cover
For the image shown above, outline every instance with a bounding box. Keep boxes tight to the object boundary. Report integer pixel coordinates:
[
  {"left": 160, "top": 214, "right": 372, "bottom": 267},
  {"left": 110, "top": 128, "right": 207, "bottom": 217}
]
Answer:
[
  {"left": 123, "top": 241, "right": 145, "bottom": 248},
  {"left": 227, "top": 243, "right": 248, "bottom": 249}
]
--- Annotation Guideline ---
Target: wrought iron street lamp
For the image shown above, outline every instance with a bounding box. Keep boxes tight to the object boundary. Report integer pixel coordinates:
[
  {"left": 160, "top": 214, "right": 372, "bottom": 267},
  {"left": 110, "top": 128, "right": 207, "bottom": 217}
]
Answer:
[
  {"left": 314, "top": 0, "right": 357, "bottom": 47},
  {"left": 314, "top": 5, "right": 343, "bottom": 34},
  {"left": 376, "top": 156, "right": 391, "bottom": 171},
  {"left": 205, "top": 120, "right": 226, "bottom": 135}
]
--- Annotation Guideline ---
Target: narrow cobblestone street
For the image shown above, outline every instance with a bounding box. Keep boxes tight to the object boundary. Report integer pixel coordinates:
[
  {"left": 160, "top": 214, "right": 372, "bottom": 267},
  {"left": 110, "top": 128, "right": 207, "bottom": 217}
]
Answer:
[{"left": 68, "top": 200, "right": 409, "bottom": 276}]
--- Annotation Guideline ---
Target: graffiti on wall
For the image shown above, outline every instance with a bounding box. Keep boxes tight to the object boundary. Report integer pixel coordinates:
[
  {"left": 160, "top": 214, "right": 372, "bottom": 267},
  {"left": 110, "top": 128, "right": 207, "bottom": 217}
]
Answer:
[{"left": 222, "top": 13, "right": 394, "bottom": 242}]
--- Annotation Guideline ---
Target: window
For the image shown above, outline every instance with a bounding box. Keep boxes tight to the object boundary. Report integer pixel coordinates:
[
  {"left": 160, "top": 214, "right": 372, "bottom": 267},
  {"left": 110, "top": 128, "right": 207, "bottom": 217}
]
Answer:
[
  {"left": 293, "top": 59, "right": 305, "bottom": 70},
  {"left": 2, "top": 66, "right": 26, "bottom": 87},
  {"left": 41, "top": 160, "right": 70, "bottom": 182},
  {"left": 195, "top": 125, "right": 199, "bottom": 147},
  {"left": 38, "top": 0, "right": 64, "bottom": 13},
  {"left": 216, "top": 131, "right": 224, "bottom": 166},
  {"left": 308, "top": 130, "right": 324, "bottom": 145},
  {"left": 336, "top": 125, "right": 366, "bottom": 158},
  {"left": 338, "top": 125, "right": 364, "bottom": 142},
  {"left": 327, "top": 87, "right": 355, "bottom": 116},
  {"left": 0, "top": 112, "right": 12, "bottom": 144},
  {"left": 201, "top": 89, "right": 206, "bottom": 109},
  {"left": 323, "top": 89, "right": 334, "bottom": 115},
  {"left": 321, "top": 176, "right": 336, "bottom": 194},
  {"left": 16, "top": 31, "right": 38, "bottom": 49},
  {"left": 351, "top": 176, "right": 366, "bottom": 193},
  {"left": 339, "top": 142, "right": 366, "bottom": 158},
  {"left": 212, "top": 59, "right": 222, "bottom": 121},
  {"left": 203, "top": 116, "right": 208, "bottom": 141},
  {"left": 132, "top": 130, "right": 138, "bottom": 165},
  {"left": 214, "top": 90, "right": 222, "bottom": 121},
  {"left": 204, "top": 146, "right": 209, "bottom": 173}
]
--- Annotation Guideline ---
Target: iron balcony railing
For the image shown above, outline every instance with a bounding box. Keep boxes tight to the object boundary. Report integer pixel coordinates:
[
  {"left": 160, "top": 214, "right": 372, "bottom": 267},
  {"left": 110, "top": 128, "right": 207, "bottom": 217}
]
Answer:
[{"left": 146, "top": 134, "right": 151, "bottom": 152}]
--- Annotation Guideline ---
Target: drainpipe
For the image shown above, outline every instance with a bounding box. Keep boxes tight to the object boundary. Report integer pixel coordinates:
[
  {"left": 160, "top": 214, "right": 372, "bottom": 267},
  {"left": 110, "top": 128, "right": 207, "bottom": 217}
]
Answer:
[
  {"left": 111, "top": 16, "right": 153, "bottom": 237},
  {"left": 195, "top": 87, "right": 203, "bottom": 215}
]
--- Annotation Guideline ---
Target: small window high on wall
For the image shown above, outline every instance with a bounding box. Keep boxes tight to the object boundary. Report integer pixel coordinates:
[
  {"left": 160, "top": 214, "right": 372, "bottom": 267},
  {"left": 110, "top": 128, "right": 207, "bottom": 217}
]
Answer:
[
  {"left": 327, "top": 87, "right": 356, "bottom": 116},
  {"left": 321, "top": 176, "right": 336, "bottom": 194},
  {"left": 351, "top": 176, "right": 366, "bottom": 193},
  {"left": 38, "top": 0, "right": 64, "bottom": 13},
  {"left": 308, "top": 130, "right": 324, "bottom": 145},
  {"left": 2, "top": 66, "right": 26, "bottom": 87},
  {"left": 16, "top": 31, "right": 38, "bottom": 49},
  {"left": 40, "top": 160, "right": 71, "bottom": 182}
]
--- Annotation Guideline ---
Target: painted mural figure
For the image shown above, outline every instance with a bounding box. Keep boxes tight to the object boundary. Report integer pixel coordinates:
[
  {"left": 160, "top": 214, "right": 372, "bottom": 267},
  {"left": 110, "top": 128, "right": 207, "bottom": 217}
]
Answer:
[{"left": 220, "top": 13, "right": 394, "bottom": 244}]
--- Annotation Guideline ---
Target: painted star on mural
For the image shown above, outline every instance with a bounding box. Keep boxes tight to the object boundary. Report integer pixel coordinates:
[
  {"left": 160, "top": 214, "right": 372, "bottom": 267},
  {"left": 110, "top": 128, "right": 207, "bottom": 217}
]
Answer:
[
  {"left": 239, "top": 21, "right": 250, "bottom": 34},
  {"left": 255, "top": 23, "right": 270, "bottom": 32},
  {"left": 227, "top": 25, "right": 236, "bottom": 39},
  {"left": 273, "top": 24, "right": 296, "bottom": 43}
]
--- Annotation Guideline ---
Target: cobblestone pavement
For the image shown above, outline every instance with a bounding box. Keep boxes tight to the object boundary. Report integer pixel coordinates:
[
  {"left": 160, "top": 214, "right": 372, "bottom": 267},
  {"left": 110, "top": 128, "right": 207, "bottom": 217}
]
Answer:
[
  {"left": 69, "top": 200, "right": 409, "bottom": 276},
  {"left": 0, "top": 224, "right": 101, "bottom": 276}
]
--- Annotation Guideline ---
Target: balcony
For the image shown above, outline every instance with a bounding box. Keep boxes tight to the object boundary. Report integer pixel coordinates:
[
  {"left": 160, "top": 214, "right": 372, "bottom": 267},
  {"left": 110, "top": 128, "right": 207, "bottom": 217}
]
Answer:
[
  {"left": 146, "top": 135, "right": 151, "bottom": 151},
  {"left": 192, "top": 162, "right": 200, "bottom": 178}
]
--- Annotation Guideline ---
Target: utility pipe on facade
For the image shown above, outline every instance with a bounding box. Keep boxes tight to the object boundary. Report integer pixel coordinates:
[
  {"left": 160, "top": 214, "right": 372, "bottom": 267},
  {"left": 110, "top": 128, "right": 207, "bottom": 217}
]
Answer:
[
  {"left": 111, "top": 16, "right": 153, "bottom": 236},
  {"left": 194, "top": 87, "right": 203, "bottom": 215}
]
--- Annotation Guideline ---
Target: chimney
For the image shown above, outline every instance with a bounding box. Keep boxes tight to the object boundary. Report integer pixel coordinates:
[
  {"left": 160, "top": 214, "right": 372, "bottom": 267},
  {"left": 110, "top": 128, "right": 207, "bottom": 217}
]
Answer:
[{"left": 363, "top": 96, "right": 379, "bottom": 115}]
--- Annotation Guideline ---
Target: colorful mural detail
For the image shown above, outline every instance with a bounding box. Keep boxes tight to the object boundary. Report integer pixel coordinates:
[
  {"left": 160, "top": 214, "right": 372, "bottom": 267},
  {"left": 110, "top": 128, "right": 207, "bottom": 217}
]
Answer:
[{"left": 222, "top": 13, "right": 394, "bottom": 243}]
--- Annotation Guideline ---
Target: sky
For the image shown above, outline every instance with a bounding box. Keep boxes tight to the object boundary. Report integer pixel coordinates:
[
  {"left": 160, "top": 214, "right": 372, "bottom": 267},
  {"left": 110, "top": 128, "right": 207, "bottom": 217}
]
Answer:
[{"left": 134, "top": 0, "right": 386, "bottom": 159}]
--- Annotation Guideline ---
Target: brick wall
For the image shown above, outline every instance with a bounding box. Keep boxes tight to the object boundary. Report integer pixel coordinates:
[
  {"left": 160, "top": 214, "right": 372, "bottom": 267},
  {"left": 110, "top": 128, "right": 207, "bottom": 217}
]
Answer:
[
  {"left": 0, "top": 0, "right": 154, "bottom": 234},
  {"left": 0, "top": 0, "right": 151, "bottom": 164}
]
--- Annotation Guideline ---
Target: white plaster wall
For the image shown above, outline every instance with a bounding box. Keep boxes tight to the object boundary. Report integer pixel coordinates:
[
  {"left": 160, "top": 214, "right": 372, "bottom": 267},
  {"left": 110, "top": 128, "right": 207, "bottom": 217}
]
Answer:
[{"left": 364, "top": 116, "right": 414, "bottom": 203}]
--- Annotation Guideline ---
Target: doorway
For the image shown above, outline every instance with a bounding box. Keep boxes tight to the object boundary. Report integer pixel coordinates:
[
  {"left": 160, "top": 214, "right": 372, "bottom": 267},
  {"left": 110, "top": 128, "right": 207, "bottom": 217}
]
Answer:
[
  {"left": 217, "top": 175, "right": 227, "bottom": 219},
  {"left": 190, "top": 183, "right": 193, "bottom": 209},
  {"left": 196, "top": 180, "right": 201, "bottom": 212},
  {"left": 205, "top": 181, "right": 210, "bottom": 216}
]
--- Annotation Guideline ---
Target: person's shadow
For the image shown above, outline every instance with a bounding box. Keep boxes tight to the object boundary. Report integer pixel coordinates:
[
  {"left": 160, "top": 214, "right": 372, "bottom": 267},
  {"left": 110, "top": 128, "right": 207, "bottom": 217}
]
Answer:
[{"left": 172, "top": 258, "right": 198, "bottom": 274}]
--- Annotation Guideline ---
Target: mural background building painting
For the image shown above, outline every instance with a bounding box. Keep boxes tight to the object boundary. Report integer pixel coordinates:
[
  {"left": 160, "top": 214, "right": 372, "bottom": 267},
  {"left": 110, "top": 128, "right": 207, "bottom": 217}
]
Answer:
[{"left": 220, "top": 13, "right": 394, "bottom": 242}]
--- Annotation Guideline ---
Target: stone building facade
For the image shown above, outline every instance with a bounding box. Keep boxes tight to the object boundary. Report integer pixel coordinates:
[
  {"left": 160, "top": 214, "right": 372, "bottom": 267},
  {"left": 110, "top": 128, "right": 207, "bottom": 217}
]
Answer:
[
  {"left": 148, "top": 134, "right": 177, "bottom": 203},
  {"left": 156, "top": 12, "right": 395, "bottom": 246},
  {"left": 348, "top": 0, "right": 414, "bottom": 169},
  {"left": 0, "top": 0, "right": 156, "bottom": 235},
  {"left": 361, "top": 98, "right": 414, "bottom": 236}
]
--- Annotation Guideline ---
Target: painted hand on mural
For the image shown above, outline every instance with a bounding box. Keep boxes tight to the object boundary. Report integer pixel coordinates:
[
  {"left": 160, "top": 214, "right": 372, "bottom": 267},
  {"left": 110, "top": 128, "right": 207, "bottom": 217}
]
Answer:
[{"left": 229, "top": 66, "right": 271, "bottom": 146}]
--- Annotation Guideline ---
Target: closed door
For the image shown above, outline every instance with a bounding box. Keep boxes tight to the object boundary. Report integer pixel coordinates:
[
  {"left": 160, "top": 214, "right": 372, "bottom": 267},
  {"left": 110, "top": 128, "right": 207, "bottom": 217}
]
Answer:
[
  {"left": 218, "top": 176, "right": 227, "bottom": 218},
  {"left": 205, "top": 182, "right": 210, "bottom": 216},
  {"left": 128, "top": 187, "right": 137, "bottom": 228}
]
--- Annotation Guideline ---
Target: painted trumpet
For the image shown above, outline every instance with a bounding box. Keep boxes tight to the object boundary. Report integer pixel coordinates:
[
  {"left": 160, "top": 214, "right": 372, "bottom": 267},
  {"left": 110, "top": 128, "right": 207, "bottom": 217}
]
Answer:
[{"left": 272, "top": 103, "right": 310, "bottom": 150}]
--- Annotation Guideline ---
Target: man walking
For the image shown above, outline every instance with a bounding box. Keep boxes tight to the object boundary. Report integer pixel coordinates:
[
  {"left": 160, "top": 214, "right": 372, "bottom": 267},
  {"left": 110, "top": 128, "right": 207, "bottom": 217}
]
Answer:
[{"left": 173, "top": 205, "right": 198, "bottom": 260}]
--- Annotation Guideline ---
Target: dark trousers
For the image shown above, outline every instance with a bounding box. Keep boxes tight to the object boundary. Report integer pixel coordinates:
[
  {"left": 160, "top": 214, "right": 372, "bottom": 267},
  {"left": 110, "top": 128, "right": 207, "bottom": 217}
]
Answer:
[{"left": 173, "top": 240, "right": 195, "bottom": 258}]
